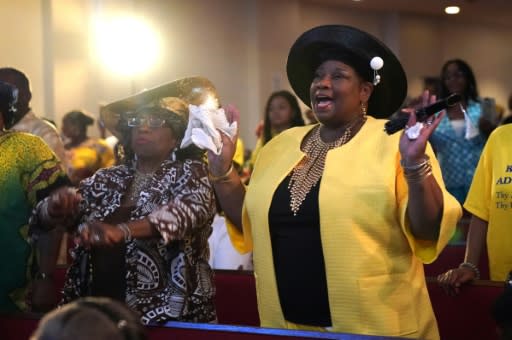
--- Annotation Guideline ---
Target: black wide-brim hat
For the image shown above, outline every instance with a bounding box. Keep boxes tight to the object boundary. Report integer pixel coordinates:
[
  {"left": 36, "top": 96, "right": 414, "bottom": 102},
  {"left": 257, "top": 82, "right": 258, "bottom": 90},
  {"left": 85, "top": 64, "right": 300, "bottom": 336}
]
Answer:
[
  {"left": 287, "top": 25, "right": 407, "bottom": 119},
  {"left": 100, "top": 76, "right": 219, "bottom": 139}
]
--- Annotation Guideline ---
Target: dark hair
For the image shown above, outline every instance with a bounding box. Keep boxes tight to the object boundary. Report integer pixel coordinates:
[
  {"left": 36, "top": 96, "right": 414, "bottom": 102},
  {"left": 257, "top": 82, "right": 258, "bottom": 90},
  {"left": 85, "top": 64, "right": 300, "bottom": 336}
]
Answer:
[
  {"left": 0, "top": 68, "right": 30, "bottom": 123},
  {"left": 64, "top": 110, "right": 94, "bottom": 126},
  {"left": 116, "top": 106, "right": 204, "bottom": 164},
  {"left": 0, "top": 81, "right": 18, "bottom": 129},
  {"left": 30, "top": 297, "right": 146, "bottom": 340},
  {"left": 0, "top": 67, "right": 30, "bottom": 93},
  {"left": 262, "top": 90, "right": 305, "bottom": 145},
  {"left": 440, "top": 59, "right": 479, "bottom": 102}
]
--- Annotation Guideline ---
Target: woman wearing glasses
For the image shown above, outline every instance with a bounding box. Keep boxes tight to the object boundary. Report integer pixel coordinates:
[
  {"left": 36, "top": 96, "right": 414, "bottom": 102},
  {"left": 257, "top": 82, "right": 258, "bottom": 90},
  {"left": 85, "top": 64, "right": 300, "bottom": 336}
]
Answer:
[{"left": 37, "top": 77, "right": 218, "bottom": 324}]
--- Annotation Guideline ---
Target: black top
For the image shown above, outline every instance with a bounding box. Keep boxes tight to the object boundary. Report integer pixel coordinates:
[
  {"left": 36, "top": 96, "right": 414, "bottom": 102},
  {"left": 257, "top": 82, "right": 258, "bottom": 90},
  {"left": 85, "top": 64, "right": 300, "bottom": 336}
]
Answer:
[{"left": 268, "top": 176, "right": 332, "bottom": 327}]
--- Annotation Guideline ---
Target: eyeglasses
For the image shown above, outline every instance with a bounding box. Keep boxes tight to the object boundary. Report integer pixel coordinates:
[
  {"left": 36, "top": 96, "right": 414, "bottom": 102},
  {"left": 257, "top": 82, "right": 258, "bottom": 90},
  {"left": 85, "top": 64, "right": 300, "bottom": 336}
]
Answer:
[{"left": 126, "top": 116, "right": 167, "bottom": 128}]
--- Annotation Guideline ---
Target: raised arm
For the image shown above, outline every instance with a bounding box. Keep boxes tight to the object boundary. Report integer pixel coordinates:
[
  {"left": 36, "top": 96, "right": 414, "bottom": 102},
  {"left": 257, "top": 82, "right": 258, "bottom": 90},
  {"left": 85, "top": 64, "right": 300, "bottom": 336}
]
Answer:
[
  {"left": 399, "top": 91, "right": 445, "bottom": 240},
  {"left": 207, "top": 105, "right": 246, "bottom": 232}
]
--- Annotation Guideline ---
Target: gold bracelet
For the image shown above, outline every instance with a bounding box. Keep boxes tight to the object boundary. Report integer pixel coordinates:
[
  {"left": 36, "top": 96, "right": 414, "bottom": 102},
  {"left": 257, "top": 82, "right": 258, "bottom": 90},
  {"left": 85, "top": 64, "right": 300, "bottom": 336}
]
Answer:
[
  {"left": 400, "top": 155, "right": 430, "bottom": 170},
  {"left": 459, "top": 262, "right": 480, "bottom": 280},
  {"left": 209, "top": 163, "right": 234, "bottom": 182}
]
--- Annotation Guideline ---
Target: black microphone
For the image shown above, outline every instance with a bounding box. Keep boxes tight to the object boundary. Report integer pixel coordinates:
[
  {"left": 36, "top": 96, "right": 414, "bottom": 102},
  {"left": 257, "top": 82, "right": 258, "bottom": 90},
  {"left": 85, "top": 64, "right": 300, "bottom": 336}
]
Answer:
[{"left": 384, "top": 93, "right": 461, "bottom": 135}]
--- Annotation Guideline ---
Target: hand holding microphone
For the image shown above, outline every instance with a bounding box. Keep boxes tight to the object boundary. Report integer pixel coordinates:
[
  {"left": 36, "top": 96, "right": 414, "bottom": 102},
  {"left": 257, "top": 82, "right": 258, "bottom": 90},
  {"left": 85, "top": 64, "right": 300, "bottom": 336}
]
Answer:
[{"left": 384, "top": 93, "right": 461, "bottom": 135}]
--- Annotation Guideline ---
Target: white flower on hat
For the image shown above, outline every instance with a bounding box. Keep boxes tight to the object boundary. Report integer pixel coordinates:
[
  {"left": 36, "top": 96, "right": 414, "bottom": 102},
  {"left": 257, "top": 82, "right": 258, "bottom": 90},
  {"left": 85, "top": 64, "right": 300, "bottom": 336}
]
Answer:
[{"left": 370, "top": 56, "right": 384, "bottom": 85}]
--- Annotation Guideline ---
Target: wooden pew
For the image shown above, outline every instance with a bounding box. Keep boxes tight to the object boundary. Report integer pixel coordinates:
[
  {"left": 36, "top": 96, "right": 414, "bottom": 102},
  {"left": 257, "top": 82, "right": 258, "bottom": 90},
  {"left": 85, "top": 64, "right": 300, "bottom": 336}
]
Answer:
[
  {"left": 0, "top": 313, "right": 410, "bottom": 340},
  {"left": 3, "top": 270, "right": 505, "bottom": 340},
  {"left": 148, "top": 321, "right": 409, "bottom": 340},
  {"left": 213, "top": 269, "right": 259, "bottom": 326},
  {"left": 424, "top": 244, "right": 490, "bottom": 279},
  {"left": 426, "top": 278, "right": 504, "bottom": 340}
]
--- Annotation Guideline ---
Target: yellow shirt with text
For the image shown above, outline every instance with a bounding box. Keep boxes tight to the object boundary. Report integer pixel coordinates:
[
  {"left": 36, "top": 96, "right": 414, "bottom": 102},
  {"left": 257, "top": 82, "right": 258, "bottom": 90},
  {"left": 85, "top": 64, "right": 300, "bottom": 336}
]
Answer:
[{"left": 464, "top": 124, "right": 512, "bottom": 280}]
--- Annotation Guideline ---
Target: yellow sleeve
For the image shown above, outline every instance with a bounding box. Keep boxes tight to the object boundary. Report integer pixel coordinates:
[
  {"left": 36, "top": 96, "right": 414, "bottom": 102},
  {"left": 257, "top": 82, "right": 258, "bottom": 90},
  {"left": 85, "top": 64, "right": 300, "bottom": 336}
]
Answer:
[
  {"left": 69, "top": 147, "right": 97, "bottom": 169},
  {"left": 249, "top": 138, "right": 264, "bottom": 169},
  {"left": 464, "top": 137, "right": 492, "bottom": 221},
  {"left": 97, "top": 138, "right": 116, "bottom": 168},
  {"left": 396, "top": 143, "right": 462, "bottom": 263}
]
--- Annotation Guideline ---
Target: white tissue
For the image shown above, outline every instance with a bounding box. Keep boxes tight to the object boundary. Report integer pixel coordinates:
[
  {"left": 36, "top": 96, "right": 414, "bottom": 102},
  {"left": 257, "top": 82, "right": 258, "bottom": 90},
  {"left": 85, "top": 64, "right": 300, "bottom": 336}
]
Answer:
[
  {"left": 181, "top": 104, "right": 237, "bottom": 155},
  {"left": 405, "top": 122, "right": 424, "bottom": 140}
]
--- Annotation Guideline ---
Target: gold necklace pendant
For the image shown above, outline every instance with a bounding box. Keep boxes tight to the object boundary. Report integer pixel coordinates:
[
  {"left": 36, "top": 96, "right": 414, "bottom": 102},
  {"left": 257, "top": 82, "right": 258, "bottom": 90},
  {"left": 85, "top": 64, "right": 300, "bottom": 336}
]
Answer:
[{"left": 288, "top": 116, "right": 365, "bottom": 216}]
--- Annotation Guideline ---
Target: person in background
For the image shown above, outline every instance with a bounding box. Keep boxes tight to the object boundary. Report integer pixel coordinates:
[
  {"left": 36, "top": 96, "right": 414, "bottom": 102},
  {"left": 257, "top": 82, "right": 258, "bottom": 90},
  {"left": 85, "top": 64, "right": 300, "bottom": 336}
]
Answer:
[
  {"left": 0, "top": 81, "right": 69, "bottom": 312},
  {"left": 38, "top": 77, "right": 218, "bottom": 324},
  {"left": 479, "top": 97, "right": 504, "bottom": 139},
  {"left": 0, "top": 67, "right": 67, "bottom": 169},
  {"left": 502, "top": 93, "right": 512, "bottom": 125},
  {"left": 30, "top": 297, "right": 146, "bottom": 340},
  {"left": 438, "top": 123, "right": 512, "bottom": 293},
  {"left": 249, "top": 90, "right": 305, "bottom": 171},
  {"left": 61, "top": 110, "right": 115, "bottom": 185},
  {"left": 429, "top": 59, "right": 496, "bottom": 205},
  {"left": 58, "top": 110, "right": 116, "bottom": 265},
  {"left": 98, "top": 109, "right": 119, "bottom": 151},
  {"left": 207, "top": 25, "right": 461, "bottom": 339}
]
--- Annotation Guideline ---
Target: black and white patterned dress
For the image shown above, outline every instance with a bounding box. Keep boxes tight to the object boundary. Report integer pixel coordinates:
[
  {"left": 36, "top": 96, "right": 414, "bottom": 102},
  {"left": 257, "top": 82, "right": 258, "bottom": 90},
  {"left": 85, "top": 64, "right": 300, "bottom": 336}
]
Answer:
[{"left": 62, "top": 157, "right": 217, "bottom": 324}]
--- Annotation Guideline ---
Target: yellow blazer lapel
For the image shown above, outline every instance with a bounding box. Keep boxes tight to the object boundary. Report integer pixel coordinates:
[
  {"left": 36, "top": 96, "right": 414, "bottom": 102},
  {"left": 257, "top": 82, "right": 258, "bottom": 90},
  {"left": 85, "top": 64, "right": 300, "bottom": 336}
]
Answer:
[{"left": 245, "top": 125, "right": 314, "bottom": 327}]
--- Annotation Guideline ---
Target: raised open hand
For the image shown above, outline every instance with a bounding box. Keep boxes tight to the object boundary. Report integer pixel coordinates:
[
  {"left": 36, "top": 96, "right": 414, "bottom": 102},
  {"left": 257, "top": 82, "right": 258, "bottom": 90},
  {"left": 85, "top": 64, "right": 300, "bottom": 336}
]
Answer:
[
  {"left": 399, "top": 90, "right": 445, "bottom": 165},
  {"left": 207, "top": 104, "right": 240, "bottom": 177}
]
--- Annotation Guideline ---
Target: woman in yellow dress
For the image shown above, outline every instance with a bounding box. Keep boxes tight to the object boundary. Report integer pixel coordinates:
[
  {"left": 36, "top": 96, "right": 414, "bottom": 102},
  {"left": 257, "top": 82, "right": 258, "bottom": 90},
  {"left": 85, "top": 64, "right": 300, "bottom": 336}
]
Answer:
[
  {"left": 61, "top": 110, "right": 115, "bottom": 185},
  {"left": 207, "top": 25, "right": 461, "bottom": 339}
]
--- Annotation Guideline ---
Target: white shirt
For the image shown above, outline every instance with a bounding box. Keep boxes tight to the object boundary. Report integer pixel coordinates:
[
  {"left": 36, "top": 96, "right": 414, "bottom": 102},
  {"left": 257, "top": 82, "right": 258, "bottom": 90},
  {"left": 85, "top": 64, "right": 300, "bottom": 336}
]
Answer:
[{"left": 208, "top": 214, "right": 253, "bottom": 270}]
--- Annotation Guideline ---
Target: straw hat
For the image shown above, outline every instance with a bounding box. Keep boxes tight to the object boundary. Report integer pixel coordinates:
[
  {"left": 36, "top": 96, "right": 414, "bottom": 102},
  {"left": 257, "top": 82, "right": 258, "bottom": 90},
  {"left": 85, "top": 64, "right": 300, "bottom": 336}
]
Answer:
[{"left": 100, "top": 76, "right": 219, "bottom": 139}]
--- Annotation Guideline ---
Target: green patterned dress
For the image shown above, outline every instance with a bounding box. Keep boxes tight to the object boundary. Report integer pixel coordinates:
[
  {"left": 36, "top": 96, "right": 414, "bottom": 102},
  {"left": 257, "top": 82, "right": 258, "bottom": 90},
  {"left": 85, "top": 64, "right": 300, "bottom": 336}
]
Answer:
[{"left": 0, "top": 131, "right": 67, "bottom": 312}]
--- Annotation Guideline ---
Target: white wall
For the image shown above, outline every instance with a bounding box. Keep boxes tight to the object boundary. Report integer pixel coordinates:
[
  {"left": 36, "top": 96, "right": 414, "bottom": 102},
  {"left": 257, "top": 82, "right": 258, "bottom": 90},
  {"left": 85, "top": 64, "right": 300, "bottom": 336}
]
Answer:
[
  {"left": 0, "top": 0, "right": 510, "bottom": 147},
  {"left": 0, "top": 0, "right": 45, "bottom": 118}
]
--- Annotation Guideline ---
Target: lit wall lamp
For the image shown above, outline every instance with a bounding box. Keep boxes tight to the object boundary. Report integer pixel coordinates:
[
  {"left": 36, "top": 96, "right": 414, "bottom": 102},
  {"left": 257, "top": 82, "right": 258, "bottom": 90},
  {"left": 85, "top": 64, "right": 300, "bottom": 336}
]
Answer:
[
  {"left": 93, "top": 15, "right": 161, "bottom": 78},
  {"left": 445, "top": 6, "right": 461, "bottom": 14}
]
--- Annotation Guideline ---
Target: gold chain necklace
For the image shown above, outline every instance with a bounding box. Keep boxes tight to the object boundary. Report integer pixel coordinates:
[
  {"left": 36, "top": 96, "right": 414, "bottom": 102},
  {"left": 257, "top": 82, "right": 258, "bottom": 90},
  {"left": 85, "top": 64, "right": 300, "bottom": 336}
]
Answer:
[{"left": 288, "top": 116, "right": 365, "bottom": 216}]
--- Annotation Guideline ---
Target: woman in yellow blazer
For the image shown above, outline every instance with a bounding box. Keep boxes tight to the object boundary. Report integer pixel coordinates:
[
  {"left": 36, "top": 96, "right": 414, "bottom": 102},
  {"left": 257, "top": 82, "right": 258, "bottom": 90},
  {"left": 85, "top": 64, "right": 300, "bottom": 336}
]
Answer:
[{"left": 207, "top": 25, "right": 461, "bottom": 340}]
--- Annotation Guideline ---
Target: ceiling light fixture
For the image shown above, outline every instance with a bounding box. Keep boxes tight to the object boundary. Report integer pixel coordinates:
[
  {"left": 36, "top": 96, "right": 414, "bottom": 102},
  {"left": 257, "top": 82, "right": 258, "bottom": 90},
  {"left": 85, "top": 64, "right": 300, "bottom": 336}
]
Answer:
[{"left": 445, "top": 6, "right": 460, "bottom": 14}]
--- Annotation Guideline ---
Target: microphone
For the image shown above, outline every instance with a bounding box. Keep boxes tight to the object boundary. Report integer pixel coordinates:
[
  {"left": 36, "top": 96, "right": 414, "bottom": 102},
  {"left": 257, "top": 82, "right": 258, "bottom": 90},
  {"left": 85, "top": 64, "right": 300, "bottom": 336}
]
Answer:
[{"left": 384, "top": 93, "right": 461, "bottom": 135}]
